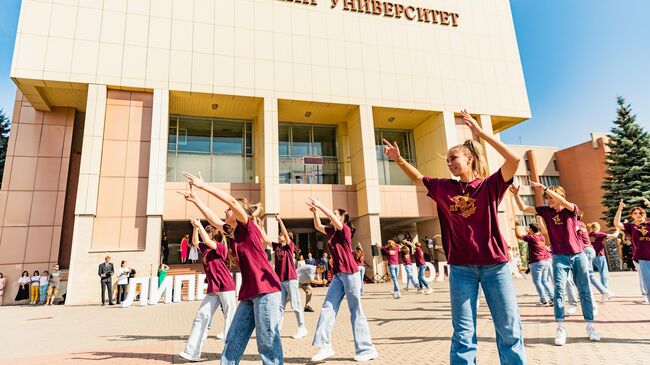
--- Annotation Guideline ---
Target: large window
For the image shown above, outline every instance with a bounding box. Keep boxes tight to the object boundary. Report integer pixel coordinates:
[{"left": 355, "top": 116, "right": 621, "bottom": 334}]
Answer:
[
  {"left": 540, "top": 175, "right": 560, "bottom": 187},
  {"left": 279, "top": 123, "right": 339, "bottom": 184},
  {"left": 167, "top": 116, "right": 254, "bottom": 183},
  {"left": 375, "top": 129, "right": 416, "bottom": 185},
  {"left": 513, "top": 175, "right": 531, "bottom": 187},
  {"left": 520, "top": 194, "right": 536, "bottom": 207}
]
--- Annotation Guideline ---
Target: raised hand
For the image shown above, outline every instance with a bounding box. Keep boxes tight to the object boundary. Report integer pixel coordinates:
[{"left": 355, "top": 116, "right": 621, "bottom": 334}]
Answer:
[
  {"left": 509, "top": 184, "right": 520, "bottom": 195},
  {"left": 190, "top": 217, "right": 201, "bottom": 227},
  {"left": 307, "top": 196, "right": 323, "bottom": 209},
  {"left": 382, "top": 138, "right": 401, "bottom": 161},
  {"left": 530, "top": 181, "right": 546, "bottom": 191},
  {"left": 643, "top": 197, "right": 650, "bottom": 207},
  {"left": 619, "top": 199, "right": 626, "bottom": 209},
  {"left": 460, "top": 109, "right": 483, "bottom": 138},
  {"left": 177, "top": 184, "right": 198, "bottom": 202},
  {"left": 305, "top": 201, "right": 317, "bottom": 213},
  {"left": 182, "top": 171, "right": 206, "bottom": 189}
]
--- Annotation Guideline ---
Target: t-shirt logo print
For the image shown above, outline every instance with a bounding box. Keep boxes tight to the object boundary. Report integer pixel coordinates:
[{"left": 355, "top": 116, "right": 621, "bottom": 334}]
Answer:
[
  {"left": 449, "top": 195, "right": 477, "bottom": 218},
  {"left": 552, "top": 215, "right": 563, "bottom": 225},
  {"left": 640, "top": 226, "right": 648, "bottom": 236}
]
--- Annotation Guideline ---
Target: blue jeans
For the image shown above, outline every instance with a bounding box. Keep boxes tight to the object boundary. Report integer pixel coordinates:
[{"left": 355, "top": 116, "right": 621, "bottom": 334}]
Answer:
[
  {"left": 449, "top": 263, "right": 526, "bottom": 365},
  {"left": 418, "top": 264, "right": 430, "bottom": 289},
  {"left": 592, "top": 255, "right": 609, "bottom": 289},
  {"left": 358, "top": 266, "right": 366, "bottom": 294},
  {"left": 388, "top": 264, "right": 400, "bottom": 293},
  {"left": 313, "top": 272, "right": 376, "bottom": 356},
  {"left": 221, "top": 292, "right": 283, "bottom": 365},
  {"left": 530, "top": 260, "right": 554, "bottom": 303},
  {"left": 404, "top": 264, "right": 419, "bottom": 289},
  {"left": 639, "top": 260, "right": 650, "bottom": 303},
  {"left": 585, "top": 246, "right": 607, "bottom": 294},
  {"left": 280, "top": 280, "right": 304, "bottom": 328},
  {"left": 552, "top": 253, "right": 594, "bottom": 321}
]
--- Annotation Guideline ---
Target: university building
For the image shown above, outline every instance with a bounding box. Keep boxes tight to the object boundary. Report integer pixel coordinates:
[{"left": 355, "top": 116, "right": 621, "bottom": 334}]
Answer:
[{"left": 0, "top": 0, "right": 530, "bottom": 304}]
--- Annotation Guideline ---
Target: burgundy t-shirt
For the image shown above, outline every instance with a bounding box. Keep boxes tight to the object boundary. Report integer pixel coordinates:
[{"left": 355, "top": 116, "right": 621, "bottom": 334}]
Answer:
[
  {"left": 535, "top": 205, "right": 583, "bottom": 255},
  {"left": 355, "top": 252, "right": 365, "bottom": 266},
  {"left": 400, "top": 249, "right": 412, "bottom": 265},
  {"left": 199, "top": 242, "right": 235, "bottom": 293},
  {"left": 577, "top": 222, "right": 591, "bottom": 248},
  {"left": 623, "top": 221, "right": 650, "bottom": 261},
  {"left": 589, "top": 231, "right": 608, "bottom": 256},
  {"left": 523, "top": 234, "right": 551, "bottom": 264},
  {"left": 414, "top": 246, "right": 426, "bottom": 266},
  {"left": 422, "top": 169, "right": 512, "bottom": 265},
  {"left": 272, "top": 241, "right": 298, "bottom": 282},
  {"left": 381, "top": 246, "right": 400, "bottom": 265},
  {"left": 233, "top": 219, "right": 281, "bottom": 301},
  {"left": 324, "top": 225, "right": 359, "bottom": 275}
]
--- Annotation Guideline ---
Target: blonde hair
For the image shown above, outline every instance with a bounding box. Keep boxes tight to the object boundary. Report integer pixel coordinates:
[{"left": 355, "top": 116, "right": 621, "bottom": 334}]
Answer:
[
  {"left": 236, "top": 197, "right": 256, "bottom": 217},
  {"left": 544, "top": 185, "right": 566, "bottom": 199},
  {"left": 451, "top": 140, "right": 489, "bottom": 179},
  {"left": 589, "top": 222, "right": 601, "bottom": 231},
  {"left": 387, "top": 240, "right": 397, "bottom": 248}
]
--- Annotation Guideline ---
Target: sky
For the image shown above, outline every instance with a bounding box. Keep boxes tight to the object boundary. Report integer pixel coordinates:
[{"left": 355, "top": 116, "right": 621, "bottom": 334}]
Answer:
[{"left": 0, "top": 0, "right": 648, "bottom": 148}]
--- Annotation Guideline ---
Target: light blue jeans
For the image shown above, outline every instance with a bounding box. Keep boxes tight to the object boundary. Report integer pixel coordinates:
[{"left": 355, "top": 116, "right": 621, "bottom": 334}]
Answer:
[
  {"left": 358, "top": 266, "right": 366, "bottom": 294},
  {"left": 388, "top": 264, "right": 400, "bottom": 293},
  {"left": 280, "top": 280, "right": 304, "bottom": 328},
  {"left": 530, "top": 259, "right": 554, "bottom": 303},
  {"left": 639, "top": 260, "right": 650, "bottom": 303},
  {"left": 592, "top": 255, "right": 609, "bottom": 289},
  {"left": 312, "top": 272, "right": 376, "bottom": 357},
  {"left": 584, "top": 246, "right": 607, "bottom": 294},
  {"left": 449, "top": 263, "right": 526, "bottom": 365},
  {"left": 221, "top": 292, "right": 283, "bottom": 365},
  {"left": 404, "top": 264, "right": 419, "bottom": 289},
  {"left": 418, "top": 264, "right": 430, "bottom": 289},
  {"left": 634, "top": 261, "right": 647, "bottom": 295},
  {"left": 552, "top": 253, "right": 594, "bottom": 321}
]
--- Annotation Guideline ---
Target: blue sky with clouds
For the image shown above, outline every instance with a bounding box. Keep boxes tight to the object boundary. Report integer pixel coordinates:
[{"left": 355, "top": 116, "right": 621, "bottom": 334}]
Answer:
[{"left": 0, "top": 0, "right": 648, "bottom": 148}]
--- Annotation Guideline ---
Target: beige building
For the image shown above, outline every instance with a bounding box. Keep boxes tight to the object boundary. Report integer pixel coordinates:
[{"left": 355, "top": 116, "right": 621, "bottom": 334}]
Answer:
[{"left": 0, "top": 0, "right": 530, "bottom": 305}]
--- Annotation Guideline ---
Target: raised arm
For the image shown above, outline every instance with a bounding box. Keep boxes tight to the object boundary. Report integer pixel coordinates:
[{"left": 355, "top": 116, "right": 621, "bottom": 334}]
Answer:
[
  {"left": 307, "top": 202, "right": 327, "bottom": 235},
  {"left": 613, "top": 199, "right": 625, "bottom": 230},
  {"left": 190, "top": 217, "right": 218, "bottom": 250},
  {"left": 308, "top": 197, "right": 343, "bottom": 231},
  {"left": 530, "top": 181, "right": 575, "bottom": 212},
  {"left": 510, "top": 185, "right": 536, "bottom": 214},
  {"left": 191, "top": 224, "right": 200, "bottom": 247},
  {"left": 178, "top": 184, "right": 226, "bottom": 230},
  {"left": 460, "top": 109, "right": 520, "bottom": 181},
  {"left": 183, "top": 172, "right": 248, "bottom": 224},
  {"left": 253, "top": 217, "right": 273, "bottom": 247},
  {"left": 513, "top": 219, "right": 525, "bottom": 240},
  {"left": 382, "top": 138, "right": 424, "bottom": 185},
  {"left": 277, "top": 215, "right": 291, "bottom": 246},
  {"left": 607, "top": 229, "right": 620, "bottom": 239}
]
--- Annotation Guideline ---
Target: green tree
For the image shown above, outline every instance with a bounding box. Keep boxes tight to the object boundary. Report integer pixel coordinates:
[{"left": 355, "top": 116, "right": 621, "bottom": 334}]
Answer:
[
  {"left": 601, "top": 96, "right": 650, "bottom": 225},
  {"left": 0, "top": 109, "right": 11, "bottom": 187}
]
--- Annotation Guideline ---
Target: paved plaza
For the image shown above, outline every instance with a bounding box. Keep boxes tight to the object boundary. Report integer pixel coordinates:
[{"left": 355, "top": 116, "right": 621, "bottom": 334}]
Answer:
[{"left": 1, "top": 271, "right": 649, "bottom": 365}]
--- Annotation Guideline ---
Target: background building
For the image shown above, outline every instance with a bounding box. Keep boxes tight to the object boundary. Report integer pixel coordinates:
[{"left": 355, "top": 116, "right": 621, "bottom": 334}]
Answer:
[{"left": 0, "top": 0, "right": 531, "bottom": 304}]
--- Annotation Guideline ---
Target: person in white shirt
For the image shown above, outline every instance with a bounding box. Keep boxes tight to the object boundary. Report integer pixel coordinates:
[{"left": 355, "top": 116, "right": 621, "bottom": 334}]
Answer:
[
  {"left": 115, "top": 260, "right": 131, "bottom": 304},
  {"left": 38, "top": 271, "right": 49, "bottom": 304}
]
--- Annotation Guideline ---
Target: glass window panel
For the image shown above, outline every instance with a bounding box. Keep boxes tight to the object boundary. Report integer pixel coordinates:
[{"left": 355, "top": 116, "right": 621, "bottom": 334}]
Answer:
[
  {"left": 521, "top": 195, "right": 536, "bottom": 206},
  {"left": 291, "top": 125, "right": 311, "bottom": 157},
  {"left": 312, "top": 126, "right": 337, "bottom": 157},
  {"left": 213, "top": 120, "right": 243, "bottom": 154},
  {"left": 211, "top": 155, "right": 245, "bottom": 182},
  {"left": 381, "top": 130, "right": 410, "bottom": 160},
  {"left": 175, "top": 152, "right": 211, "bottom": 180},
  {"left": 178, "top": 117, "right": 211, "bottom": 153},
  {"left": 166, "top": 151, "right": 177, "bottom": 181},
  {"left": 168, "top": 119, "right": 177, "bottom": 151},
  {"left": 377, "top": 160, "right": 387, "bottom": 185},
  {"left": 245, "top": 156, "right": 254, "bottom": 183},
  {"left": 279, "top": 124, "right": 290, "bottom": 156}
]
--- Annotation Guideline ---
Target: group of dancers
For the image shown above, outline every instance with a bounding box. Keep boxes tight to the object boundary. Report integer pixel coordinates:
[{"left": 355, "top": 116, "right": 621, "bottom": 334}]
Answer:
[{"left": 171, "top": 109, "right": 649, "bottom": 364}]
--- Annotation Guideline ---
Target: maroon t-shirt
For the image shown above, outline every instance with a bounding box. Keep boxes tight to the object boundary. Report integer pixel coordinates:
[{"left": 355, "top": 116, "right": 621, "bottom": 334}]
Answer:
[
  {"left": 414, "top": 246, "right": 426, "bottom": 266},
  {"left": 589, "top": 231, "right": 608, "bottom": 256},
  {"left": 422, "top": 169, "right": 512, "bottom": 265},
  {"left": 535, "top": 205, "right": 583, "bottom": 255},
  {"left": 324, "top": 225, "right": 359, "bottom": 275},
  {"left": 577, "top": 221, "right": 591, "bottom": 248},
  {"left": 355, "top": 251, "right": 365, "bottom": 266},
  {"left": 272, "top": 241, "right": 298, "bottom": 282},
  {"left": 400, "top": 249, "right": 412, "bottom": 265},
  {"left": 381, "top": 246, "right": 400, "bottom": 265},
  {"left": 233, "top": 219, "right": 281, "bottom": 301},
  {"left": 523, "top": 234, "right": 551, "bottom": 264},
  {"left": 199, "top": 242, "right": 235, "bottom": 293},
  {"left": 623, "top": 221, "right": 650, "bottom": 261}
]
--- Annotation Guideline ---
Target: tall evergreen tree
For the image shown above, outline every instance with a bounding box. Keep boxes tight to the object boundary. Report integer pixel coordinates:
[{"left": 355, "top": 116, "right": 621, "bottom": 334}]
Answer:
[
  {"left": 601, "top": 96, "right": 650, "bottom": 225},
  {"left": 0, "top": 109, "right": 11, "bottom": 187}
]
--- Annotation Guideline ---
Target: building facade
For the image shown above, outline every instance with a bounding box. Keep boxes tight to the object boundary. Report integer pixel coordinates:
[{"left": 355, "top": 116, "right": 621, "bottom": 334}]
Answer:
[{"left": 0, "top": 0, "right": 530, "bottom": 304}]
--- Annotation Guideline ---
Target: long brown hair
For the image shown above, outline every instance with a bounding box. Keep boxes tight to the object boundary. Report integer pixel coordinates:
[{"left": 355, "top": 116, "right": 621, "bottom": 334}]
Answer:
[
  {"left": 451, "top": 139, "right": 489, "bottom": 179},
  {"left": 336, "top": 208, "right": 356, "bottom": 237}
]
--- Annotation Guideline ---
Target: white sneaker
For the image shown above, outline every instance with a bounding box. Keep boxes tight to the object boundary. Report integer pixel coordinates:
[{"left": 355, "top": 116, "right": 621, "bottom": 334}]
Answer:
[
  {"left": 179, "top": 351, "right": 201, "bottom": 362},
  {"left": 566, "top": 305, "right": 577, "bottom": 315},
  {"left": 554, "top": 326, "right": 567, "bottom": 346},
  {"left": 293, "top": 326, "right": 309, "bottom": 339},
  {"left": 354, "top": 350, "right": 379, "bottom": 362},
  {"left": 601, "top": 291, "right": 614, "bottom": 303},
  {"left": 425, "top": 288, "right": 434, "bottom": 295},
  {"left": 593, "top": 306, "right": 599, "bottom": 316},
  {"left": 311, "top": 347, "right": 335, "bottom": 362},
  {"left": 644, "top": 296, "right": 649, "bottom": 304},
  {"left": 396, "top": 292, "right": 401, "bottom": 299},
  {"left": 587, "top": 326, "right": 601, "bottom": 342},
  {"left": 392, "top": 292, "right": 398, "bottom": 299}
]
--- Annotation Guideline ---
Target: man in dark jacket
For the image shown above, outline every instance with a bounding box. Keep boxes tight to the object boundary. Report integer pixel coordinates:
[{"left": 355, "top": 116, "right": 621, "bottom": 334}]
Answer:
[{"left": 98, "top": 256, "right": 114, "bottom": 305}]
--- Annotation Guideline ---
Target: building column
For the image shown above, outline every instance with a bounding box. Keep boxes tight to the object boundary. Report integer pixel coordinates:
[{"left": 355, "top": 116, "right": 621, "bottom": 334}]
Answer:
[
  {"left": 347, "top": 105, "right": 382, "bottom": 277},
  {"left": 525, "top": 150, "right": 544, "bottom": 205},
  {"left": 66, "top": 84, "right": 107, "bottom": 305},
  {"left": 256, "top": 96, "right": 280, "bottom": 240}
]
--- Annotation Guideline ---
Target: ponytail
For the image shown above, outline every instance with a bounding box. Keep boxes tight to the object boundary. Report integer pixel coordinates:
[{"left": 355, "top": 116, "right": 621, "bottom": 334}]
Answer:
[
  {"left": 336, "top": 208, "right": 356, "bottom": 238},
  {"left": 461, "top": 140, "right": 489, "bottom": 179}
]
